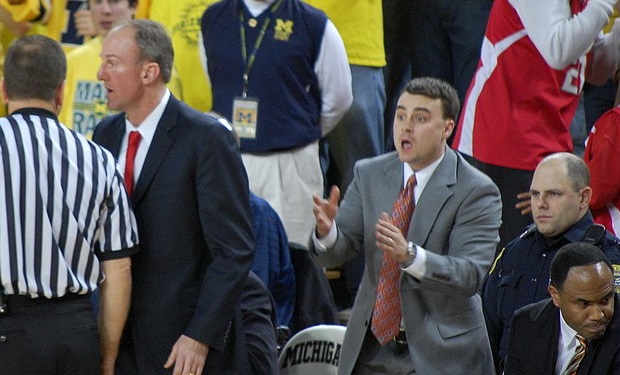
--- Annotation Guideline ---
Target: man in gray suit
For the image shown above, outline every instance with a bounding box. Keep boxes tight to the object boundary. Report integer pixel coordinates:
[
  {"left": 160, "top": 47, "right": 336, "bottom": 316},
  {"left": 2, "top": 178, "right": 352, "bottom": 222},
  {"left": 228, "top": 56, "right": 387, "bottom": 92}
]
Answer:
[{"left": 311, "top": 77, "right": 501, "bottom": 374}]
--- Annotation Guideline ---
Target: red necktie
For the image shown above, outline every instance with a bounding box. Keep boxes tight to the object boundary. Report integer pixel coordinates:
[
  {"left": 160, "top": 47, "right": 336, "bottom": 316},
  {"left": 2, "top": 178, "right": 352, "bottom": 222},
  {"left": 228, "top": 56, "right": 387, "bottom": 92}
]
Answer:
[
  {"left": 124, "top": 131, "right": 141, "bottom": 196},
  {"left": 371, "top": 174, "right": 416, "bottom": 345}
]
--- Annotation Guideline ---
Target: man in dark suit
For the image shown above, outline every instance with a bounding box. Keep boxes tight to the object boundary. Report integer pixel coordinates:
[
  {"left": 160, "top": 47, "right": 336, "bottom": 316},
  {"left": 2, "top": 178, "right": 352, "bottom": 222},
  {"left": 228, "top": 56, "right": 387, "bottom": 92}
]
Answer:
[
  {"left": 505, "top": 242, "right": 620, "bottom": 375},
  {"left": 311, "top": 77, "right": 501, "bottom": 374},
  {"left": 92, "top": 20, "right": 255, "bottom": 375}
]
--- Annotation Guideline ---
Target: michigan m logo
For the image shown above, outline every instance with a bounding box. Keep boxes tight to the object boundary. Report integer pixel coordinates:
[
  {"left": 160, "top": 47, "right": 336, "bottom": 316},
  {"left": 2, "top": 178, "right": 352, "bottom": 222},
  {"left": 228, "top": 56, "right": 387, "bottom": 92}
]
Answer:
[{"left": 274, "top": 19, "right": 293, "bottom": 41}]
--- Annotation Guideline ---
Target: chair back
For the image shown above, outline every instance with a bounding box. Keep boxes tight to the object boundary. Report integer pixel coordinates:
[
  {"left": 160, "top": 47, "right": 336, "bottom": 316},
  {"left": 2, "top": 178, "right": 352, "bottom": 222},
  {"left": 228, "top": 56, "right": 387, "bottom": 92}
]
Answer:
[{"left": 278, "top": 324, "right": 346, "bottom": 374}]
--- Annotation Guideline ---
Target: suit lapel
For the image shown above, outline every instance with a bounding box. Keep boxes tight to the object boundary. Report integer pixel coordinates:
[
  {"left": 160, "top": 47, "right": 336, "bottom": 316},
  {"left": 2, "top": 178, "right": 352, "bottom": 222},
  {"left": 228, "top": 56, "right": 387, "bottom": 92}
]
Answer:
[
  {"left": 100, "top": 115, "right": 126, "bottom": 158},
  {"left": 538, "top": 304, "right": 561, "bottom": 374},
  {"left": 382, "top": 154, "right": 405, "bottom": 210},
  {"left": 132, "top": 96, "right": 179, "bottom": 206},
  {"left": 410, "top": 147, "right": 456, "bottom": 247}
]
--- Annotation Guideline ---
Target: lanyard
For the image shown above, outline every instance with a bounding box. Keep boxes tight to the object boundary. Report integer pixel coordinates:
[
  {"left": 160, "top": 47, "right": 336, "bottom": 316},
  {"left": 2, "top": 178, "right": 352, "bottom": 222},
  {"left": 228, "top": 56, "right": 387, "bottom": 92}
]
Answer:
[{"left": 238, "top": 0, "right": 284, "bottom": 97}]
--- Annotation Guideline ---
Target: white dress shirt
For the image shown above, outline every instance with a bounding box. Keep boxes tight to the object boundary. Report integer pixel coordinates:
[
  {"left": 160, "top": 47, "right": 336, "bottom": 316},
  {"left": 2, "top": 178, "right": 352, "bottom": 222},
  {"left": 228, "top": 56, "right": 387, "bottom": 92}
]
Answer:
[
  {"left": 555, "top": 311, "right": 581, "bottom": 375},
  {"left": 117, "top": 89, "right": 170, "bottom": 186}
]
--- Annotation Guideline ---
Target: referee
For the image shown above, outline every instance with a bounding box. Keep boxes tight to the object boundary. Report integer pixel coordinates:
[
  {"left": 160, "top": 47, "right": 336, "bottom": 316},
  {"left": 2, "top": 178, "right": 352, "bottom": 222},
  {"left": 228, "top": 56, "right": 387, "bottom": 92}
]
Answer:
[{"left": 0, "top": 35, "right": 139, "bottom": 375}]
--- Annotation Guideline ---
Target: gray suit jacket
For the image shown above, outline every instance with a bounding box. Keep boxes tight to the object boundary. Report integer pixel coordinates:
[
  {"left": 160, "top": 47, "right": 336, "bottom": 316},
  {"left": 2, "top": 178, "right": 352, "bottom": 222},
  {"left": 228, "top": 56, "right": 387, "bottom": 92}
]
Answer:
[{"left": 312, "top": 148, "right": 501, "bottom": 374}]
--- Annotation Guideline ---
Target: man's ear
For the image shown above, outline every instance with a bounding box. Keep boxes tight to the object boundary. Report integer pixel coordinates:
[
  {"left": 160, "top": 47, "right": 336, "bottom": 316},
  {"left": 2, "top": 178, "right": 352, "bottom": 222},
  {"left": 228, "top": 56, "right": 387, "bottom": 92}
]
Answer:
[
  {"left": 444, "top": 118, "right": 455, "bottom": 139},
  {"left": 55, "top": 80, "right": 66, "bottom": 114},
  {"left": 579, "top": 186, "right": 592, "bottom": 209},
  {"left": 142, "top": 62, "right": 161, "bottom": 84},
  {"left": 1, "top": 78, "right": 8, "bottom": 104},
  {"left": 548, "top": 284, "right": 561, "bottom": 308}
]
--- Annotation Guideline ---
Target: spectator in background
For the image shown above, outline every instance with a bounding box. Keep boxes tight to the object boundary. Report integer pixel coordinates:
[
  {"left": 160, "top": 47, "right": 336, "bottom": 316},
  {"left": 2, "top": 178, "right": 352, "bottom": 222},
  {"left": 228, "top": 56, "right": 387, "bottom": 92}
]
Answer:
[
  {"left": 134, "top": 0, "right": 215, "bottom": 112},
  {"left": 200, "top": 0, "right": 352, "bottom": 247},
  {"left": 382, "top": 0, "right": 492, "bottom": 150},
  {"left": 47, "top": 0, "right": 88, "bottom": 51},
  {"left": 303, "top": 0, "right": 386, "bottom": 308},
  {"left": 584, "top": 96, "right": 620, "bottom": 235},
  {"left": 452, "top": 0, "right": 620, "bottom": 251},
  {"left": 583, "top": 10, "right": 620, "bottom": 133}
]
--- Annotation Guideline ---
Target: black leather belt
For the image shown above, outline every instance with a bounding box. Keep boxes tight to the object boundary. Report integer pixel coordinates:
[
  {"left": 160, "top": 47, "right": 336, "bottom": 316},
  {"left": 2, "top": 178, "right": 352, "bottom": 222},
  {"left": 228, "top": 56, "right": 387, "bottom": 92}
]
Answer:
[
  {"left": 0, "top": 293, "right": 91, "bottom": 316},
  {"left": 394, "top": 329, "right": 407, "bottom": 345}
]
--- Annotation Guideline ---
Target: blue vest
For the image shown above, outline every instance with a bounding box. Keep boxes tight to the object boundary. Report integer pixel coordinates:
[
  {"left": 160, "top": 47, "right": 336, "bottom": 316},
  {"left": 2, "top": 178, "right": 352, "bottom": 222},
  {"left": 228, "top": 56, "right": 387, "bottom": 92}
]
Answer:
[{"left": 201, "top": 0, "right": 327, "bottom": 152}]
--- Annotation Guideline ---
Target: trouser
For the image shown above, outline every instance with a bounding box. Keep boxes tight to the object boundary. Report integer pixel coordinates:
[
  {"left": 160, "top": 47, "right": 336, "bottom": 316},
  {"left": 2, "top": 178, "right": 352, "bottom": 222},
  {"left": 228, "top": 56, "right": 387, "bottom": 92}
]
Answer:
[
  {"left": 466, "top": 156, "right": 534, "bottom": 253},
  {"left": 353, "top": 328, "right": 415, "bottom": 374},
  {"left": 0, "top": 293, "right": 99, "bottom": 375}
]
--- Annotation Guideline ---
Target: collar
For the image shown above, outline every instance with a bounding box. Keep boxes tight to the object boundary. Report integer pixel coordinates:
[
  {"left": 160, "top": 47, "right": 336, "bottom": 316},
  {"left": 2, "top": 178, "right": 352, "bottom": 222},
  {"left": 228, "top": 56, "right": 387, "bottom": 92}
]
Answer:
[
  {"left": 403, "top": 153, "right": 444, "bottom": 203},
  {"left": 12, "top": 107, "right": 57, "bottom": 120},
  {"left": 124, "top": 89, "right": 170, "bottom": 143},
  {"left": 535, "top": 212, "right": 595, "bottom": 246},
  {"left": 242, "top": 0, "right": 276, "bottom": 17},
  {"left": 559, "top": 310, "right": 580, "bottom": 353}
]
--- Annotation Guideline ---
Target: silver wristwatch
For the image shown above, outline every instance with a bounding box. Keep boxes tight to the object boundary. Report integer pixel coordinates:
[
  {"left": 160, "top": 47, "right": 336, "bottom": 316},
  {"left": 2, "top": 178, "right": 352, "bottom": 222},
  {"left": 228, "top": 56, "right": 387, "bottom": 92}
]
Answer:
[{"left": 401, "top": 241, "right": 417, "bottom": 268}]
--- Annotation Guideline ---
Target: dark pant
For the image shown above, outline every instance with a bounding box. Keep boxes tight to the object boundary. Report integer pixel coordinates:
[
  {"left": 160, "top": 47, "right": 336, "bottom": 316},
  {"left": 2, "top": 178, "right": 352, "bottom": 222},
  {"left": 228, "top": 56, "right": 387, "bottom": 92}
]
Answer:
[
  {"left": 353, "top": 328, "right": 415, "bottom": 374},
  {"left": 383, "top": 0, "right": 493, "bottom": 149},
  {"left": 0, "top": 294, "right": 99, "bottom": 375},
  {"left": 467, "top": 157, "right": 534, "bottom": 253}
]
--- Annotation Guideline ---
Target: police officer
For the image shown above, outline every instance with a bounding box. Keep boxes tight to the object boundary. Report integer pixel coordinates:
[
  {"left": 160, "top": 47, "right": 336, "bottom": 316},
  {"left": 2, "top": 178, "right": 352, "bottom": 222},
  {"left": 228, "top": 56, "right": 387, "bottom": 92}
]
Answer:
[{"left": 481, "top": 152, "right": 620, "bottom": 374}]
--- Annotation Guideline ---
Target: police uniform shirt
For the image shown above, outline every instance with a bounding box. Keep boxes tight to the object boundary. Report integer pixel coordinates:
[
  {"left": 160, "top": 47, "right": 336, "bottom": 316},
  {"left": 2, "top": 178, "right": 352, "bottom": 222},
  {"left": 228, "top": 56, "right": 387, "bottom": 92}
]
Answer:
[{"left": 482, "top": 212, "right": 620, "bottom": 363}]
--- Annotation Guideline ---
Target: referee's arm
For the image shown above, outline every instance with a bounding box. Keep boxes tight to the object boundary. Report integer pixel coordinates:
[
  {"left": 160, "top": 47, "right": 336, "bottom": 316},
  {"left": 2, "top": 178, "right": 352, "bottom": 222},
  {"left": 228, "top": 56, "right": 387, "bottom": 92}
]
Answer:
[{"left": 98, "top": 257, "right": 132, "bottom": 375}]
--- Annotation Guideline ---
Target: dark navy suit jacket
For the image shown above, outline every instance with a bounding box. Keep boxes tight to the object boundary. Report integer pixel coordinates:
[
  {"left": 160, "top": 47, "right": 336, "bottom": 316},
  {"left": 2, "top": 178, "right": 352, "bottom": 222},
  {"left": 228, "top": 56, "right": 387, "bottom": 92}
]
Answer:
[{"left": 93, "top": 95, "right": 255, "bottom": 374}]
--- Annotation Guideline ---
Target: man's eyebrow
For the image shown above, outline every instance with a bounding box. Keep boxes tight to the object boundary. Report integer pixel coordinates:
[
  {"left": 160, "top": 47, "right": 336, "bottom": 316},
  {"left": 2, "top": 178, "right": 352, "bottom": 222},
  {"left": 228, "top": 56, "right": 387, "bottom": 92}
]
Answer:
[{"left": 412, "top": 107, "right": 431, "bottom": 114}]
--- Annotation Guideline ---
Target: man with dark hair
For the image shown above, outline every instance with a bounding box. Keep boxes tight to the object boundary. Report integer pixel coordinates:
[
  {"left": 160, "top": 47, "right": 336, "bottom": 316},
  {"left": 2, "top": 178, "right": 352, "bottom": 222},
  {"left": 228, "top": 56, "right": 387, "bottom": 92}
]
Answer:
[
  {"left": 93, "top": 20, "right": 256, "bottom": 375},
  {"left": 481, "top": 152, "right": 620, "bottom": 373},
  {"left": 504, "top": 242, "right": 620, "bottom": 374},
  {"left": 311, "top": 77, "right": 501, "bottom": 374},
  {"left": 0, "top": 34, "right": 139, "bottom": 375}
]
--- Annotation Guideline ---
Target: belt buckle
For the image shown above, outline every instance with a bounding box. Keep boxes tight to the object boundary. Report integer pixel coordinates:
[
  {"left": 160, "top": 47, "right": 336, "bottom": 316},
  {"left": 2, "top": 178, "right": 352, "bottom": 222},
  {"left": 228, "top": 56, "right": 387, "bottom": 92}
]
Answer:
[{"left": 393, "top": 329, "right": 407, "bottom": 345}]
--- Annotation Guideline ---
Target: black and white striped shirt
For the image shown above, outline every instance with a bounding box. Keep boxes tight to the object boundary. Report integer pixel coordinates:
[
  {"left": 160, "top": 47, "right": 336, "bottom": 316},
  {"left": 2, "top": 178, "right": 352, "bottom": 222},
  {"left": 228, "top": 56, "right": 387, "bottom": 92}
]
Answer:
[{"left": 0, "top": 108, "right": 139, "bottom": 298}]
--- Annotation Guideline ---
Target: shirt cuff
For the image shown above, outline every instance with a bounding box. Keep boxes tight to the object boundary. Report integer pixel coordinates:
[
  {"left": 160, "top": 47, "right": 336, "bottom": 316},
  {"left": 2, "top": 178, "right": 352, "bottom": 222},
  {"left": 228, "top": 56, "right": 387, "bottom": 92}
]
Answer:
[
  {"left": 312, "top": 223, "right": 338, "bottom": 253},
  {"left": 401, "top": 245, "right": 427, "bottom": 279}
]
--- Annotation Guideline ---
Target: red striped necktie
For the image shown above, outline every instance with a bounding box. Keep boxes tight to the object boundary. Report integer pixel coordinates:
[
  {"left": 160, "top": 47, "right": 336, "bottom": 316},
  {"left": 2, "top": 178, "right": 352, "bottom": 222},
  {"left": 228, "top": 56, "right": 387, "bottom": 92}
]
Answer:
[{"left": 371, "top": 174, "right": 416, "bottom": 345}]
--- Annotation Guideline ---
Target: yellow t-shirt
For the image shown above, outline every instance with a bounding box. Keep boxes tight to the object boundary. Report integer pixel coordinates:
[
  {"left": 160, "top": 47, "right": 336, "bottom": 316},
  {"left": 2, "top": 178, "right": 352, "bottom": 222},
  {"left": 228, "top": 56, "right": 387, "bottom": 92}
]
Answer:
[
  {"left": 302, "top": 0, "right": 385, "bottom": 67},
  {"left": 60, "top": 37, "right": 108, "bottom": 137},
  {"left": 0, "top": 0, "right": 50, "bottom": 23},
  {"left": 137, "top": 0, "right": 214, "bottom": 112}
]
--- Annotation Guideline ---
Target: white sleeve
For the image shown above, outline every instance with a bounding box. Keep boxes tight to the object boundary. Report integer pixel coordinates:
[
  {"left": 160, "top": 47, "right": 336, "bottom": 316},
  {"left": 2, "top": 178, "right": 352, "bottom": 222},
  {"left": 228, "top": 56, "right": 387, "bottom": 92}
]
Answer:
[
  {"left": 311, "top": 222, "right": 338, "bottom": 252},
  {"left": 401, "top": 245, "right": 427, "bottom": 279},
  {"left": 314, "top": 20, "right": 353, "bottom": 136},
  {"left": 198, "top": 33, "right": 211, "bottom": 84},
  {"left": 510, "top": 0, "right": 615, "bottom": 69}
]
